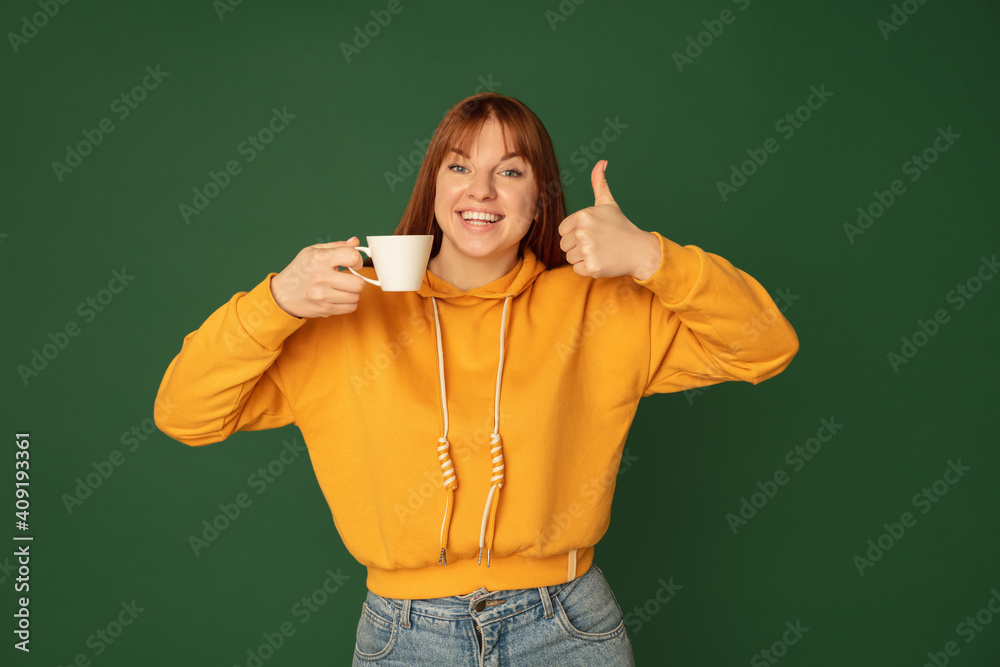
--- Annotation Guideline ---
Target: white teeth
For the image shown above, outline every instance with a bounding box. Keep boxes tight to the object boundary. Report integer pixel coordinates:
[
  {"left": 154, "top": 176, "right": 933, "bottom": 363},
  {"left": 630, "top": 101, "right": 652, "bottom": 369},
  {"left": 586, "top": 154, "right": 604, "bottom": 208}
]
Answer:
[{"left": 460, "top": 211, "right": 502, "bottom": 222}]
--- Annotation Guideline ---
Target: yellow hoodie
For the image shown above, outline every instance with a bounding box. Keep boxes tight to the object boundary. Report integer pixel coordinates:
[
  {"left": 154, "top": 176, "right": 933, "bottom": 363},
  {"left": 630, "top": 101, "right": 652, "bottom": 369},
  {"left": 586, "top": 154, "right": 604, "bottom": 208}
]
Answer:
[{"left": 154, "top": 232, "right": 798, "bottom": 598}]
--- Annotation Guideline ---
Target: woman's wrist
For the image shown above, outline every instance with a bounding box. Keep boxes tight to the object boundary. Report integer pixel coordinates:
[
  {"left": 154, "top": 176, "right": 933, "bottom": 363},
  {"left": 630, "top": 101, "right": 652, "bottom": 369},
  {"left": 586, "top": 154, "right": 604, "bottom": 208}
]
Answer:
[{"left": 631, "top": 232, "right": 662, "bottom": 281}]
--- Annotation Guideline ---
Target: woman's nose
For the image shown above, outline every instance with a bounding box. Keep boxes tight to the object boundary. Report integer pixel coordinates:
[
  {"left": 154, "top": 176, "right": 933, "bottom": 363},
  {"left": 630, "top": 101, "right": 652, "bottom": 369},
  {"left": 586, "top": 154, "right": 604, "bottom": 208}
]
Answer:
[{"left": 467, "top": 171, "right": 495, "bottom": 199}]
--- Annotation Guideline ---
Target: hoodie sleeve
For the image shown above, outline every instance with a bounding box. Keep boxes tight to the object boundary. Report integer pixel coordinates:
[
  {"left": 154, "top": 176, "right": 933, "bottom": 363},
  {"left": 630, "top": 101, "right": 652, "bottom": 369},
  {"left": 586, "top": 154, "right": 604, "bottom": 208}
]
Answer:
[
  {"left": 632, "top": 232, "right": 799, "bottom": 396},
  {"left": 154, "top": 273, "right": 307, "bottom": 446}
]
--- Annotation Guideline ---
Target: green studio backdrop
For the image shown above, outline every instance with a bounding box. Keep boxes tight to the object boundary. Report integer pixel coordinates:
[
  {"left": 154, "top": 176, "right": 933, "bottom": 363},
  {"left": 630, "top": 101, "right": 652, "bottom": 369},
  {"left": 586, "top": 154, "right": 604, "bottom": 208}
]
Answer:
[{"left": 2, "top": 0, "right": 999, "bottom": 664}]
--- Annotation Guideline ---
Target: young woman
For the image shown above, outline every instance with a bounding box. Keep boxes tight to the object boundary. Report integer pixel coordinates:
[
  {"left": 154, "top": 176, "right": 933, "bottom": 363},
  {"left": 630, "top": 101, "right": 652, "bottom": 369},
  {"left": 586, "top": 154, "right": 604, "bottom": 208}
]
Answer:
[{"left": 155, "top": 92, "right": 798, "bottom": 665}]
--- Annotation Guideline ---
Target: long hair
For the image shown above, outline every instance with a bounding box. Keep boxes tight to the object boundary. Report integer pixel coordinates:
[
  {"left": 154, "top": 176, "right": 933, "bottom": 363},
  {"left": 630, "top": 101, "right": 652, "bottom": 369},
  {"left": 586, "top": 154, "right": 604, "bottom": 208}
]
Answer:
[{"left": 393, "top": 93, "right": 568, "bottom": 269}]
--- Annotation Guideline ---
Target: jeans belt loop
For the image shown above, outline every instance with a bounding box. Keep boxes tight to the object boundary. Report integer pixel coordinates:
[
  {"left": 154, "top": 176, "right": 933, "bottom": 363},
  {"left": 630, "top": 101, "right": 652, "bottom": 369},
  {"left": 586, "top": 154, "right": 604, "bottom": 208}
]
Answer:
[
  {"left": 538, "top": 585, "right": 554, "bottom": 619},
  {"left": 400, "top": 598, "right": 412, "bottom": 629}
]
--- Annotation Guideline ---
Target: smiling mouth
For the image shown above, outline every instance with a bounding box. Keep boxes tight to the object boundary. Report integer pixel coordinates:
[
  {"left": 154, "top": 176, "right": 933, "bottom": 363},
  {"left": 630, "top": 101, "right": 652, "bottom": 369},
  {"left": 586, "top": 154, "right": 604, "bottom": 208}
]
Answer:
[{"left": 458, "top": 211, "right": 505, "bottom": 226}]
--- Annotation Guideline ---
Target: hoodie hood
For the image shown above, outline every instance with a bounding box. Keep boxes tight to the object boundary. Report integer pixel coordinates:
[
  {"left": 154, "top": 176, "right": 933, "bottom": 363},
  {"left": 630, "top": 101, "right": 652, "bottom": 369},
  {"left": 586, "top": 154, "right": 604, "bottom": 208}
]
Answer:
[
  {"left": 417, "top": 249, "right": 547, "bottom": 303},
  {"left": 420, "top": 249, "right": 547, "bottom": 568}
]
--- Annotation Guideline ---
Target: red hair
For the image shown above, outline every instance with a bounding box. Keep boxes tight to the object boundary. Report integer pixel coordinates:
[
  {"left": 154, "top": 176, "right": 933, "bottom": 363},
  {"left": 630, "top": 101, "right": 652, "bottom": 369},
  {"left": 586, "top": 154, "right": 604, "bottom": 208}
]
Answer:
[{"left": 393, "top": 93, "right": 568, "bottom": 269}]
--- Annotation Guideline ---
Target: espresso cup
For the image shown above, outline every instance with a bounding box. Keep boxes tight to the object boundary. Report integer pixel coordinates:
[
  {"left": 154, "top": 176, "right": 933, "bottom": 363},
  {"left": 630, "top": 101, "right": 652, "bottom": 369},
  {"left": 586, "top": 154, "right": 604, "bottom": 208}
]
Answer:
[{"left": 348, "top": 235, "right": 434, "bottom": 291}]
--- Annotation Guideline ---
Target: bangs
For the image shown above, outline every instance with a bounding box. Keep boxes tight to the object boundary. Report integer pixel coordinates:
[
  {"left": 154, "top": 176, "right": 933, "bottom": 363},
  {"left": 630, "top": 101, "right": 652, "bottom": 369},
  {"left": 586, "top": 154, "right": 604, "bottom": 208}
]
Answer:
[{"left": 442, "top": 106, "right": 537, "bottom": 169}]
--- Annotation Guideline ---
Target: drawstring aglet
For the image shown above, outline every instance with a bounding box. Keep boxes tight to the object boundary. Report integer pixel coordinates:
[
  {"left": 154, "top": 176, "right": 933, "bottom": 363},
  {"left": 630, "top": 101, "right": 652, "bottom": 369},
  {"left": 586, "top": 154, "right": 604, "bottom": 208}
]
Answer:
[
  {"left": 439, "top": 548, "right": 447, "bottom": 566},
  {"left": 477, "top": 547, "right": 482, "bottom": 565},
  {"left": 487, "top": 549, "right": 491, "bottom": 567}
]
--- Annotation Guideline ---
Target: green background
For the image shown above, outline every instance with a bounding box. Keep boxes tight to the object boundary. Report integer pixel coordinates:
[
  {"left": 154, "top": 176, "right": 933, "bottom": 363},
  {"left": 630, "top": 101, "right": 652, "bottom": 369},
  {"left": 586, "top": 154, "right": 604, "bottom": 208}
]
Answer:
[{"left": 3, "top": 0, "right": 999, "bottom": 664}]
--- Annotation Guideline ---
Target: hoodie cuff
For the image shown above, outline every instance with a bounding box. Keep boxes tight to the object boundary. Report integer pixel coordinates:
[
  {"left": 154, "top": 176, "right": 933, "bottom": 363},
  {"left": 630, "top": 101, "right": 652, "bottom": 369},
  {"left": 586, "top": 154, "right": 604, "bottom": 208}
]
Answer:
[
  {"left": 235, "top": 273, "right": 307, "bottom": 351},
  {"left": 632, "top": 231, "right": 704, "bottom": 308}
]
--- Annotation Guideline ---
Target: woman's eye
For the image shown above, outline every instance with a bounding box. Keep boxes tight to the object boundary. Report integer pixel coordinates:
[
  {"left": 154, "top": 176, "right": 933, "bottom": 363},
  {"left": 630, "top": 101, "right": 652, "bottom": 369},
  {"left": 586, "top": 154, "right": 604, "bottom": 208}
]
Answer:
[{"left": 447, "top": 164, "right": 522, "bottom": 177}]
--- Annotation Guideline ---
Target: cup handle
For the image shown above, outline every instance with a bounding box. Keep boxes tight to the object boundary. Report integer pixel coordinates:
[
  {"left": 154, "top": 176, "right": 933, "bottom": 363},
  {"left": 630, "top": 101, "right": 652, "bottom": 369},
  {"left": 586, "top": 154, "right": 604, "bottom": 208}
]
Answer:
[{"left": 347, "top": 247, "right": 380, "bottom": 286}]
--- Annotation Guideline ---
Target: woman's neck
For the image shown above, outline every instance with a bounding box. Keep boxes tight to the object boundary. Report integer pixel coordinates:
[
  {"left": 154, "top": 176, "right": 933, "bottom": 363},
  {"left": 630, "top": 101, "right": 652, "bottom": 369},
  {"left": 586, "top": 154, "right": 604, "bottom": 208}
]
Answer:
[{"left": 427, "top": 250, "right": 519, "bottom": 291}]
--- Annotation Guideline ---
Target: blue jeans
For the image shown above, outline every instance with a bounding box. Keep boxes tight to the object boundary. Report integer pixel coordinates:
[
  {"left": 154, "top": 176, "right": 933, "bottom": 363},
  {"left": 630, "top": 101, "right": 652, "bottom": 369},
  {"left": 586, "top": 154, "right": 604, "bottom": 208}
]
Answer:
[{"left": 352, "top": 564, "right": 634, "bottom": 666}]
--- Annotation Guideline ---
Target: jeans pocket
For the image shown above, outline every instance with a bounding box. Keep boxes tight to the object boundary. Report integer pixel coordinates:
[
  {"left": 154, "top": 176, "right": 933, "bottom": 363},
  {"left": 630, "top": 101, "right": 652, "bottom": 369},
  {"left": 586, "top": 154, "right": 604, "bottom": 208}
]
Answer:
[
  {"left": 354, "top": 601, "right": 396, "bottom": 661},
  {"left": 554, "top": 567, "right": 626, "bottom": 641}
]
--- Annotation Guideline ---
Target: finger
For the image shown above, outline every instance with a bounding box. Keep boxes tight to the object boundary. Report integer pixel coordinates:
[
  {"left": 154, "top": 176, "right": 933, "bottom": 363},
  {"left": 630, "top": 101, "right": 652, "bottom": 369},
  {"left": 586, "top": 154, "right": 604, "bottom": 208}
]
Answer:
[
  {"left": 317, "top": 245, "right": 364, "bottom": 271},
  {"left": 317, "top": 301, "right": 360, "bottom": 318},
  {"left": 315, "top": 287, "right": 362, "bottom": 306},
  {"left": 328, "top": 302, "right": 360, "bottom": 316},
  {"left": 314, "top": 236, "right": 360, "bottom": 249},
  {"left": 559, "top": 232, "right": 577, "bottom": 254},
  {"left": 591, "top": 160, "right": 617, "bottom": 208},
  {"left": 343, "top": 247, "right": 364, "bottom": 271},
  {"left": 565, "top": 246, "right": 585, "bottom": 265},
  {"left": 557, "top": 213, "right": 578, "bottom": 238},
  {"left": 564, "top": 223, "right": 594, "bottom": 251},
  {"left": 328, "top": 269, "right": 367, "bottom": 294},
  {"left": 326, "top": 289, "right": 363, "bottom": 306}
]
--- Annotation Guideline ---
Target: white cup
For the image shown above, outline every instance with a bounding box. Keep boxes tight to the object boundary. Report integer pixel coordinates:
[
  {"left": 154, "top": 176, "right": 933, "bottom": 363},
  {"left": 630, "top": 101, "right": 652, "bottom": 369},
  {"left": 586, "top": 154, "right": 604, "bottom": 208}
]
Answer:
[{"left": 348, "top": 235, "right": 434, "bottom": 291}]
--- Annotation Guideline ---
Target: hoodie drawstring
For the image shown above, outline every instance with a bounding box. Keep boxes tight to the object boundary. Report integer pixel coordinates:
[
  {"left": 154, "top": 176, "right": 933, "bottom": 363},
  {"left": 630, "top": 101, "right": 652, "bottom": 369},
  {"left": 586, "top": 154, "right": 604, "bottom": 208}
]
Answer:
[
  {"left": 431, "top": 295, "right": 512, "bottom": 567},
  {"left": 431, "top": 297, "right": 457, "bottom": 566}
]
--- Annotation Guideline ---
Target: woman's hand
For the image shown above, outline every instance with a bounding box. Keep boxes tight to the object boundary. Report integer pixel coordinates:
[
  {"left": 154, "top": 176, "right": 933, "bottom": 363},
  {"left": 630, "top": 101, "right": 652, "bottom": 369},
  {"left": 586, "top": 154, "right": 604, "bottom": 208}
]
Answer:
[
  {"left": 270, "top": 237, "right": 367, "bottom": 318},
  {"left": 558, "top": 161, "right": 661, "bottom": 281}
]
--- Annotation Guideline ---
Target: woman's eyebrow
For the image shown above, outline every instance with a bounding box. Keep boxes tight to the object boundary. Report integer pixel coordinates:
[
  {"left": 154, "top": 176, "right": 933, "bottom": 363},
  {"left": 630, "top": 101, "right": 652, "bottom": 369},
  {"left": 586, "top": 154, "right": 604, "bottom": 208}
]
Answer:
[{"left": 451, "top": 148, "right": 520, "bottom": 161}]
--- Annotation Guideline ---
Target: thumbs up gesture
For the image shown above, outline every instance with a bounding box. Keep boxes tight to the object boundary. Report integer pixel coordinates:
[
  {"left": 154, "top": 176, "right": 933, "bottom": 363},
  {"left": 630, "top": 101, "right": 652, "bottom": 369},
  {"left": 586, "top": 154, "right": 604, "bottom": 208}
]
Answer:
[{"left": 558, "top": 161, "right": 662, "bottom": 280}]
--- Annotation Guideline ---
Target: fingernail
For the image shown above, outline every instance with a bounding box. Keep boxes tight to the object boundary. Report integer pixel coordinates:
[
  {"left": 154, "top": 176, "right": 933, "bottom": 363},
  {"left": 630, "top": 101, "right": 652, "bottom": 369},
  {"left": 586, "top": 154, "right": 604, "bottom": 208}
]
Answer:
[
  {"left": 349, "top": 236, "right": 358, "bottom": 242},
  {"left": 603, "top": 160, "right": 608, "bottom": 173}
]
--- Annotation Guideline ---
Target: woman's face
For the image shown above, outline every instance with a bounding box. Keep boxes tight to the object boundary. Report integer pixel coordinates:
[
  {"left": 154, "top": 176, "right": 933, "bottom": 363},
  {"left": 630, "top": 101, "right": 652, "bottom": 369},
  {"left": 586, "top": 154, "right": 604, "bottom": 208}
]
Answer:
[{"left": 431, "top": 118, "right": 538, "bottom": 281}]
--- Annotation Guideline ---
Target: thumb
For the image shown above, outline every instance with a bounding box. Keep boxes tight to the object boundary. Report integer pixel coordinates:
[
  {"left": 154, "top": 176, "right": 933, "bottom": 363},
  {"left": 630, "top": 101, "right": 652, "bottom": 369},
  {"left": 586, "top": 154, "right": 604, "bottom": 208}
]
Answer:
[{"left": 591, "top": 160, "right": 617, "bottom": 208}]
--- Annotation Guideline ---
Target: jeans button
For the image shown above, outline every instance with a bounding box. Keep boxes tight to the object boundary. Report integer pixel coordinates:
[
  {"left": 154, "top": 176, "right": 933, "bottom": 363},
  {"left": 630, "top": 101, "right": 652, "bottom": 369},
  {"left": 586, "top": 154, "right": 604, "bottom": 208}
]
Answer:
[{"left": 474, "top": 600, "right": 486, "bottom": 612}]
